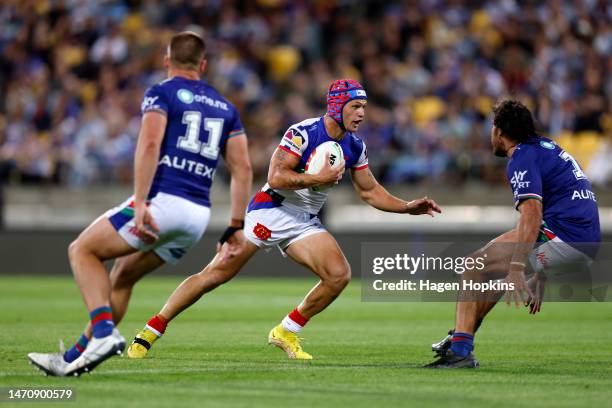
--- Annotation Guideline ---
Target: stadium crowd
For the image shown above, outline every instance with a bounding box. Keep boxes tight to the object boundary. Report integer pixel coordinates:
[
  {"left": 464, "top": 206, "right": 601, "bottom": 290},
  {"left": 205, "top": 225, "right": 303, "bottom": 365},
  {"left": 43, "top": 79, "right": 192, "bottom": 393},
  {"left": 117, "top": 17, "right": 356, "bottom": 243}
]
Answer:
[{"left": 0, "top": 0, "right": 610, "bottom": 187}]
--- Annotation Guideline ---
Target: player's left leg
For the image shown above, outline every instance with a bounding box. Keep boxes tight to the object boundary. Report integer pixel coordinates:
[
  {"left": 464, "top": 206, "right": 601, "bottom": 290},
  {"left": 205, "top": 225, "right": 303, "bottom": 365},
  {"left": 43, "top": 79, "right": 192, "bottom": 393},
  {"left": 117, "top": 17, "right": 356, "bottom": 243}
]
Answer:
[
  {"left": 268, "top": 231, "right": 351, "bottom": 360},
  {"left": 127, "top": 240, "right": 260, "bottom": 359}
]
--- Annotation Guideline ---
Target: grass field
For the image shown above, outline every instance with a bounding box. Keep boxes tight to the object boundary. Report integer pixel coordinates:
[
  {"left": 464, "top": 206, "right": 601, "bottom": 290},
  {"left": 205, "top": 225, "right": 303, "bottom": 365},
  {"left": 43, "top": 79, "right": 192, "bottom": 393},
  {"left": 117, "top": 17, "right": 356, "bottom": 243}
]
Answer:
[{"left": 1, "top": 275, "right": 611, "bottom": 408}]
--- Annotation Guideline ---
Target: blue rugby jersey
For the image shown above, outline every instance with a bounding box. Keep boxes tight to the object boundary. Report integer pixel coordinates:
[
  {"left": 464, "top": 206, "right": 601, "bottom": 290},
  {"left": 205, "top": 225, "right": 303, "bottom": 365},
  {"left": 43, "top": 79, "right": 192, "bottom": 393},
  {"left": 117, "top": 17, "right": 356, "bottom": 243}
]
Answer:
[
  {"left": 507, "top": 136, "right": 600, "bottom": 244},
  {"left": 141, "top": 76, "right": 244, "bottom": 207}
]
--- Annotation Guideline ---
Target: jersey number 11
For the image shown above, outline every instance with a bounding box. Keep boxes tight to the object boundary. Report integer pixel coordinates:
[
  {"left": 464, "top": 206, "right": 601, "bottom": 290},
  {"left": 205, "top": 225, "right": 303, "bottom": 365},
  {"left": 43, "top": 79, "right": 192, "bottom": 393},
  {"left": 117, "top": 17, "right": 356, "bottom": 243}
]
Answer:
[{"left": 177, "top": 111, "right": 223, "bottom": 160}]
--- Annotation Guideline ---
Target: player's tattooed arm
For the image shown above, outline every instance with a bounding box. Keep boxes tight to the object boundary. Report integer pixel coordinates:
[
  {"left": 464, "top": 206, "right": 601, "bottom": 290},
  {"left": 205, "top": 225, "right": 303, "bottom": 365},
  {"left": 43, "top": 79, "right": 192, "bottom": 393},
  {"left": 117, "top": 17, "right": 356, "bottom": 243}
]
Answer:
[
  {"left": 268, "top": 147, "right": 337, "bottom": 190},
  {"left": 350, "top": 168, "right": 441, "bottom": 216}
]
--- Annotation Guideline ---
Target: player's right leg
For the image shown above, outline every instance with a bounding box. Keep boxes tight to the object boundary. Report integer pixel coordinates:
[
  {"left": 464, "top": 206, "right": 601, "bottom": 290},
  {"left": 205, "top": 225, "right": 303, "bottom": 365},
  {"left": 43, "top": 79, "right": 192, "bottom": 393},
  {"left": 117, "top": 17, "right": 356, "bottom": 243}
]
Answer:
[
  {"left": 267, "top": 231, "right": 351, "bottom": 360},
  {"left": 127, "top": 239, "right": 259, "bottom": 358},
  {"left": 29, "top": 216, "right": 137, "bottom": 376}
]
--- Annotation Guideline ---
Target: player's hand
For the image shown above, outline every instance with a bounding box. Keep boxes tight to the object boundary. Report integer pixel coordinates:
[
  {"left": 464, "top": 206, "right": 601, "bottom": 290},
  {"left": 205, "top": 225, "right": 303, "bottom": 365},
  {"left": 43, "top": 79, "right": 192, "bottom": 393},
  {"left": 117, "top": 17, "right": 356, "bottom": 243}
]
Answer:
[
  {"left": 217, "top": 229, "right": 246, "bottom": 261},
  {"left": 525, "top": 272, "right": 546, "bottom": 314},
  {"left": 504, "top": 263, "right": 534, "bottom": 308},
  {"left": 133, "top": 201, "right": 160, "bottom": 242},
  {"left": 314, "top": 152, "right": 344, "bottom": 185},
  {"left": 405, "top": 197, "right": 442, "bottom": 217}
]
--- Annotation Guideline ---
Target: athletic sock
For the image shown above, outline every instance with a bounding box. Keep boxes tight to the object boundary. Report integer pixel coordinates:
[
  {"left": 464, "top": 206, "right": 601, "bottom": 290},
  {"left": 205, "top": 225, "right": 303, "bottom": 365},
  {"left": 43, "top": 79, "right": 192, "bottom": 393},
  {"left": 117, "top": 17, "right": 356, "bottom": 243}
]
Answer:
[
  {"left": 90, "top": 306, "right": 115, "bottom": 339},
  {"left": 63, "top": 333, "right": 89, "bottom": 363},
  {"left": 145, "top": 314, "right": 168, "bottom": 337},
  {"left": 281, "top": 308, "right": 309, "bottom": 334},
  {"left": 450, "top": 332, "right": 474, "bottom": 358}
]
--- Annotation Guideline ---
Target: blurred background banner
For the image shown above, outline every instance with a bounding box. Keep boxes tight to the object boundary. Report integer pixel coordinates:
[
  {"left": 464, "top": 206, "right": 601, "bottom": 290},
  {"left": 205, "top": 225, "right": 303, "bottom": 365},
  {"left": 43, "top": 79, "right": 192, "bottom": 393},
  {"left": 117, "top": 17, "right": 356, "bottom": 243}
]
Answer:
[{"left": 0, "top": 0, "right": 610, "bottom": 272}]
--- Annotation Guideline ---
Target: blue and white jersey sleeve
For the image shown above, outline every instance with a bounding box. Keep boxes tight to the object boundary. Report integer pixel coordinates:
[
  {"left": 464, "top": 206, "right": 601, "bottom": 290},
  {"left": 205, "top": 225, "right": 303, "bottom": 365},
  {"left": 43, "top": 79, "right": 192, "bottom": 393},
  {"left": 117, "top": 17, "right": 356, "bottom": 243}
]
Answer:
[
  {"left": 507, "top": 149, "right": 543, "bottom": 209},
  {"left": 278, "top": 127, "right": 309, "bottom": 158},
  {"left": 352, "top": 141, "right": 369, "bottom": 171},
  {"left": 141, "top": 85, "right": 169, "bottom": 115}
]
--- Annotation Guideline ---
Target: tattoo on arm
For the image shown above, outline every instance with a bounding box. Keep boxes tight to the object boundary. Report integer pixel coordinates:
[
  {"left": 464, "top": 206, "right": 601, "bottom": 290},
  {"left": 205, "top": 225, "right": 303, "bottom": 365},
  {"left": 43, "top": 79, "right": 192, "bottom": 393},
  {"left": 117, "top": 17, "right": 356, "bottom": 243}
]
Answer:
[
  {"left": 287, "top": 174, "right": 305, "bottom": 188},
  {"left": 271, "top": 148, "right": 307, "bottom": 189}
]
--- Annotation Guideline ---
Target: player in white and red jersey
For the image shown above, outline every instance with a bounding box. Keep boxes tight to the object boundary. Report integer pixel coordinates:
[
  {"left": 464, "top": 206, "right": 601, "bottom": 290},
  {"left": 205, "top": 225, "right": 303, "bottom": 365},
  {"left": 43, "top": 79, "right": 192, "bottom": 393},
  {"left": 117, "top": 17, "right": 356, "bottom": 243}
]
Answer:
[{"left": 129, "top": 79, "right": 441, "bottom": 360}]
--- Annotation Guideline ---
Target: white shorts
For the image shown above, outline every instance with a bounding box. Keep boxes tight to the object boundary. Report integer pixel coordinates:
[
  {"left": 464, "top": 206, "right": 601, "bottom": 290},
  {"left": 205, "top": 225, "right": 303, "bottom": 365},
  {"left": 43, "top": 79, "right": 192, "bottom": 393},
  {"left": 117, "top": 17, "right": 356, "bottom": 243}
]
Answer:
[
  {"left": 105, "top": 192, "right": 210, "bottom": 264},
  {"left": 245, "top": 205, "right": 326, "bottom": 253},
  {"left": 529, "top": 237, "right": 592, "bottom": 274}
]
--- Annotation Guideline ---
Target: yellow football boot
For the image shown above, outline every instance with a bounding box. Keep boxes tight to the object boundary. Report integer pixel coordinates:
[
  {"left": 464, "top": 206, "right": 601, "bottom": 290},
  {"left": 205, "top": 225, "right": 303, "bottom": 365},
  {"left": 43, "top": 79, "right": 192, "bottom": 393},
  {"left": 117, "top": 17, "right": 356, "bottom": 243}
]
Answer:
[
  {"left": 267, "top": 324, "right": 313, "bottom": 360},
  {"left": 127, "top": 328, "right": 159, "bottom": 359}
]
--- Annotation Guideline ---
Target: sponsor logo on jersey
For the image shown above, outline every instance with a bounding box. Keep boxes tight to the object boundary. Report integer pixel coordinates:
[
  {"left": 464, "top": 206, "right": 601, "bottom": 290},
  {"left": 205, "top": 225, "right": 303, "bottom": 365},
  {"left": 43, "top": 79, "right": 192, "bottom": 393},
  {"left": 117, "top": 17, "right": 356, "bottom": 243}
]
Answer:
[
  {"left": 159, "top": 154, "right": 215, "bottom": 179},
  {"left": 571, "top": 189, "right": 596, "bottom": 201},
  {"left": 141, "top": 96, "right": 160, "bottom": 111},
  {"left": 176, "top": 88, "right": 229, "bottom": 111},
  {"left": 177, "top": 89, "right": 195, "bottom": 104},
  {"left": 540, "top": 140, "right": 555, "bottom": 149},
  {"left": 510, "top": 170, "right": 530, "bottom": 189},
  {"left": 283, "top": 129, "right": 304, "bottom": 150}
]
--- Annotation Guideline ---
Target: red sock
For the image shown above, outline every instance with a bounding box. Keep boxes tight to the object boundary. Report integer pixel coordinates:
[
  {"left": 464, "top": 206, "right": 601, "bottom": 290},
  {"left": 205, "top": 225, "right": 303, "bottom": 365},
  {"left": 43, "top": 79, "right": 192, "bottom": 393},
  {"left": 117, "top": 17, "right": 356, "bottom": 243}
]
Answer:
[
  {"left": 145, "top": 314, "right": 168, "bottom": 336},
  {"left": 288, "top": 308, "right": 309, "bottom": 326},
  {"left": 282, "top": 308, "right": 309, "bottom": 333}
]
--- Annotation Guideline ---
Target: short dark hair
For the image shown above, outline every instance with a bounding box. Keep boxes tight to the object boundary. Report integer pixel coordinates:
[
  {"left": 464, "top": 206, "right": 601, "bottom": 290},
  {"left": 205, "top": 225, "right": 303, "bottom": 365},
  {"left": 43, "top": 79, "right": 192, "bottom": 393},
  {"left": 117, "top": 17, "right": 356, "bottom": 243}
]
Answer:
[
  {"left": 169, "top": 31, "right": 206, "bottom": 69},
  {"left": 492, "top": 99, "right": 536, "bottom": 142}
]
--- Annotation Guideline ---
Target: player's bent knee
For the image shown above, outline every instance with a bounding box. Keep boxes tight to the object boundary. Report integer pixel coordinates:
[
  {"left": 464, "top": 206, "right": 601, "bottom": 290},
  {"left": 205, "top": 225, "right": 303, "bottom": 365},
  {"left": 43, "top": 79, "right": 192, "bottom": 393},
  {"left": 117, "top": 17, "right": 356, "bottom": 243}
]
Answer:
[
  {"left": 325, "top": 265, "right": 351, "bottom": 291},
  {"left": 68, "top": 239, "right": 86, "bottom": 263}
]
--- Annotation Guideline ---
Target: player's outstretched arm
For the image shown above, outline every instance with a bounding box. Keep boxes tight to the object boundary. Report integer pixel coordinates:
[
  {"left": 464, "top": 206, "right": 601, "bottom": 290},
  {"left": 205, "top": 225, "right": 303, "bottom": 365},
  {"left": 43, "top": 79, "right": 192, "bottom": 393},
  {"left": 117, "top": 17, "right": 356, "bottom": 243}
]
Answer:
[
  {"left": 267, "top": 148, "right": 342, "bottom": 190},
  {"left": 133, "top": 111, "right": 167, "bottom": 239},
  {"left": 350, "top": 167, "right": 441, "bottom": 216}
]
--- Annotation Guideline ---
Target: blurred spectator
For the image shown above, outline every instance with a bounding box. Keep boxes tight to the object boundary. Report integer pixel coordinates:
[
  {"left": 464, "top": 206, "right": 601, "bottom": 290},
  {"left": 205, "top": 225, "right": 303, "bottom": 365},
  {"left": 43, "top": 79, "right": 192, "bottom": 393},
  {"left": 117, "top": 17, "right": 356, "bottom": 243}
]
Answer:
[{"left": 0, "top": 0, "right": 610, "bottom": 188}]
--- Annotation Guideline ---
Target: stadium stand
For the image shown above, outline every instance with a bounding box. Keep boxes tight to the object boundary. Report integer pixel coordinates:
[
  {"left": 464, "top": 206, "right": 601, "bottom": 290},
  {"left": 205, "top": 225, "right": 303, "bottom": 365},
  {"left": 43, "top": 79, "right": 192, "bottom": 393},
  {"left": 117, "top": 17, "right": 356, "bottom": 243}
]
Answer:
[{"left": 1, "top": 0, "right": 610, "bottom": 189}]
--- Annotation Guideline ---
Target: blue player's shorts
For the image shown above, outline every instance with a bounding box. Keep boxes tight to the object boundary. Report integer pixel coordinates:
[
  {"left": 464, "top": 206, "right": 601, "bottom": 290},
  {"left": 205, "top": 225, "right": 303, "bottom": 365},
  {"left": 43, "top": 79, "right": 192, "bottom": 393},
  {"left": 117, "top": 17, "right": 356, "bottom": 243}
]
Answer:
[
  {"left": 529, "top": 236, "right": 593, "bottom": 274},
  {"left": 105, "top": 192, "right": 210, "bottom": 264}
]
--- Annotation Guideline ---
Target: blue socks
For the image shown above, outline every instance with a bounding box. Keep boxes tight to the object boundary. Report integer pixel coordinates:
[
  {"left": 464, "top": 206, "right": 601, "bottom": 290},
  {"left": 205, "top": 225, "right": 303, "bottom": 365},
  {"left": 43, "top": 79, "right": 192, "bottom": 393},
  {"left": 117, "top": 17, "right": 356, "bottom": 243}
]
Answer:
[
  {"left": 63, "top": 307, "right": 114, "bottom": 363},
  {"left": 450, "top": 332, "right": 474, "bottom": 357},
  {"left": 90, "top": 306, "right": 115, "bottom": 338},
  {"left": 63, "top": 334, "right": 89, "bottom": 363}
]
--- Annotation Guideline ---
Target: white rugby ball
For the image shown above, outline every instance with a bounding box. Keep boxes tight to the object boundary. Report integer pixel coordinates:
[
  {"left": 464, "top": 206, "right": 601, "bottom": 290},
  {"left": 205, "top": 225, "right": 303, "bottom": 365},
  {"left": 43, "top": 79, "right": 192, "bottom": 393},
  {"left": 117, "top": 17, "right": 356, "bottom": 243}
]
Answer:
[{"left": 305, "top": 141, "right": 345, "bottom": 191}]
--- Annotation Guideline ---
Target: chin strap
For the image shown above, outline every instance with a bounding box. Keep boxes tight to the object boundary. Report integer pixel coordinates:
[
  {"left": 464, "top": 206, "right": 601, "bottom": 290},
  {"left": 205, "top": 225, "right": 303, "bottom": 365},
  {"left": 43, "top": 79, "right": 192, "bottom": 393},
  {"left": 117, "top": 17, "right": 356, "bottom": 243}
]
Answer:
[{"left": 326, "top": 114, "right": 347, "bottom": 132}]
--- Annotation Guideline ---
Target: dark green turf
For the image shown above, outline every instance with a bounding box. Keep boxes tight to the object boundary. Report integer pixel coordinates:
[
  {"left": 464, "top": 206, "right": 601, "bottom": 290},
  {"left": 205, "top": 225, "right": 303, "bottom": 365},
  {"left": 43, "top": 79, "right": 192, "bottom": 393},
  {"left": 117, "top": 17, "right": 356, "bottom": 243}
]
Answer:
[{"left": 1, "top": 275, "right": 611, "bottom": 407}]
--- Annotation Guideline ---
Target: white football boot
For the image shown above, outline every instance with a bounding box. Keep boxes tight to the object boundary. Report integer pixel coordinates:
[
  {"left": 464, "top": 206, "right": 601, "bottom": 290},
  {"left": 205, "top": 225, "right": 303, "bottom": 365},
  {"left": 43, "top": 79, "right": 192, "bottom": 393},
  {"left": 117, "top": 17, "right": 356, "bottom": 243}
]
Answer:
[
  {"left": 28, "top": 340, "right": 69, "bottom": 376},
  {"left": 64, "top": 329, "right": 125, "bottom": 377}
]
